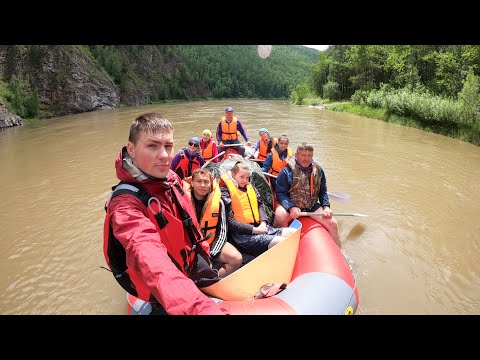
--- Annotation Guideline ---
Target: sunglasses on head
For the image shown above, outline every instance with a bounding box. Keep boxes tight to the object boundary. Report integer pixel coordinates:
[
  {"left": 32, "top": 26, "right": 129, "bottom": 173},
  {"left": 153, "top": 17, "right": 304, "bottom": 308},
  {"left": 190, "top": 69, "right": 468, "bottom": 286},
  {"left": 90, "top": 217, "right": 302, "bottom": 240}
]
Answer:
[{"left": 189, "top": 142, "right": 199, "bottom": 147}]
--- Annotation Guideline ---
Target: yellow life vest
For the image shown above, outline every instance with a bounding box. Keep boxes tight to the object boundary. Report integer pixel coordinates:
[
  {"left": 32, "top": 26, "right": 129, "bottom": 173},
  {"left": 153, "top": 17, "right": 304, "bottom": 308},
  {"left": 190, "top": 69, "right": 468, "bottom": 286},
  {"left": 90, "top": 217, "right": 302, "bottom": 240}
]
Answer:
[
  {"left": 268, "top": 147, "right": 293, "bottom": 175},
  {"left": 220, "top": 172, "right": 259, "bottom": 224},
  {"left": 221, "top": 117, "right": 239, "bottom": 141}
]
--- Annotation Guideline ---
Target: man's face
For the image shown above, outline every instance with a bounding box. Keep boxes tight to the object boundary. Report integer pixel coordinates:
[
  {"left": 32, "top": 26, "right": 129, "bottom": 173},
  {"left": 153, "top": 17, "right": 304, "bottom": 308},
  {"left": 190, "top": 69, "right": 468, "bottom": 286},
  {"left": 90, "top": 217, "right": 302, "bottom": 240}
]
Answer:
[
  {"left": 192, "top": 173, "right": 211, "bottom": 199},
  {"left": 296, "top": 149, "right": 313, "bottom": 168},
  {"left": 127, "top": 130, "right": 174, "bottom": 178},
  {"left": 225, "top": 111, "right": 234, "bottom": 120}
]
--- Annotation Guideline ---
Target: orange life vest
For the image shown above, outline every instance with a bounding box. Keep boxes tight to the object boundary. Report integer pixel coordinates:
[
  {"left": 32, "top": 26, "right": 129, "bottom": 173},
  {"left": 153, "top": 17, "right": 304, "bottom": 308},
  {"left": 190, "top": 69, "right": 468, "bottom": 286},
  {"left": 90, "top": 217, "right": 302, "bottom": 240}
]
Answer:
[
  {"left": 220, "top": 172, "right": 259, "bottom": 224},
  {"left": 185, "top": 179, "right": 221, "bottom": 245},
  {"left": 221, "top": 117, "right": 239, "bottom": 141},
  {"left": 201, "top": 140, "right": 215, "bottom": 161},
  {"left": 258, "top": 137, "right": 277, "bottom": 161},
  {"left": 268, "top": 147, "right": 293, "bottom": 175}
]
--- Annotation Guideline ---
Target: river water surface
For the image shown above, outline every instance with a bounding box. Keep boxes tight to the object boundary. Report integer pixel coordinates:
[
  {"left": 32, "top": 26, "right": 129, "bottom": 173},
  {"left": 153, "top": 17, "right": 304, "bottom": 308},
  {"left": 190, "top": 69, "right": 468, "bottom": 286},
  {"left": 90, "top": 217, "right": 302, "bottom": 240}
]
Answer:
[{"left": 1, "top": 99, "right": 479, "bottom": 314}]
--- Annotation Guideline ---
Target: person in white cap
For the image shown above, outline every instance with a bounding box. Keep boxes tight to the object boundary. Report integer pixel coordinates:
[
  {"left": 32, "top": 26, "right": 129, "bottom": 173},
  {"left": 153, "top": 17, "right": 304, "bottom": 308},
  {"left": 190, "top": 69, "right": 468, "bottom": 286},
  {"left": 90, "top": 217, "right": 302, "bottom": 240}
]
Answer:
[
  {"left": 200, "top": 129, "right": 219, "bottom": 163},
  {"left": 215, "top": 107, "right": 252, "bottom": 158}
]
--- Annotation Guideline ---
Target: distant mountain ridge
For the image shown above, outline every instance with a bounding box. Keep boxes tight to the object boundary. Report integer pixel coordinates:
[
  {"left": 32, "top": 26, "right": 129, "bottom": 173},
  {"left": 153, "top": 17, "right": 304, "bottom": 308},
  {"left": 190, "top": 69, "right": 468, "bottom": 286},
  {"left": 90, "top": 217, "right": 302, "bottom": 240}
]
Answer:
[{"left": 0, "top": 45, "right": 318, "bottom": 128}]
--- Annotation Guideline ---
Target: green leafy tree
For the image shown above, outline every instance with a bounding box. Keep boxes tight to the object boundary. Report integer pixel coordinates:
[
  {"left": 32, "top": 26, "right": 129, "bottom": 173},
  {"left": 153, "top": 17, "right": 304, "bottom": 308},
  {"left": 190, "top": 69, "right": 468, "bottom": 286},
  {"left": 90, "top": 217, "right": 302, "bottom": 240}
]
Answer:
[
  {"left": 312, "top": 52, "right": 331, "bottom": 98},
  {"left": 8, "top": 74, "right": 39, "bottom": 118},
  {"left": 323, "top": 81, "right": 342, "bottom": 101},
  {"left": 458, "top": 68, "right": 480, "bottom": 125},
  {"left": 293, "top": 83, "right": 310, "bottom": 104}
]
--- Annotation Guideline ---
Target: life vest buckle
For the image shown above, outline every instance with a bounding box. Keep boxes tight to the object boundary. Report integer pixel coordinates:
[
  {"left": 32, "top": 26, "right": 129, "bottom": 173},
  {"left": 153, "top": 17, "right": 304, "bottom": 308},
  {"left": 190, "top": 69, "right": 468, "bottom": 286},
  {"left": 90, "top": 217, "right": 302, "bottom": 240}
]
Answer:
[{"left": 148, "top": 197, "right": 169, "bottom": 229}]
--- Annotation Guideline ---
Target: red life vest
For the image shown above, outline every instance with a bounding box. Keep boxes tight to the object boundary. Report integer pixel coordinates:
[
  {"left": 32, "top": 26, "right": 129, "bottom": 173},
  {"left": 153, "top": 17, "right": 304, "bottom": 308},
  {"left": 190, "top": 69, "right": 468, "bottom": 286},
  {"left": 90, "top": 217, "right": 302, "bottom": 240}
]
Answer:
[
  {"left": 173, "top": 149, "right": 201, "bottom": 179},
  {"left": 103, "top": 181, "right": 218, "bottom": 309}
]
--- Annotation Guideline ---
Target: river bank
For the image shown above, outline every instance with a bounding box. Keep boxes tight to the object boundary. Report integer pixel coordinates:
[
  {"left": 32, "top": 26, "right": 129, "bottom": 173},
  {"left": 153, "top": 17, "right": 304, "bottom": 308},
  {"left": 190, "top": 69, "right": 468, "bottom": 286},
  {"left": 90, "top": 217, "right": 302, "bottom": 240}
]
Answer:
[{"left": 305, "top": 99, "right": 480, "bottom": 147}]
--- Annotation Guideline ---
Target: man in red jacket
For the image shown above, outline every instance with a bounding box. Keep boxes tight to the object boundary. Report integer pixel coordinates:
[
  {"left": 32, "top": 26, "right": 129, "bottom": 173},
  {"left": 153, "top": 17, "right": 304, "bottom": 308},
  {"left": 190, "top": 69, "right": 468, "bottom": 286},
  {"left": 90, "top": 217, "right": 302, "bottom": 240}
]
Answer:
[{"left": 104, "top": 112, "right": 228, "bottom": 315}]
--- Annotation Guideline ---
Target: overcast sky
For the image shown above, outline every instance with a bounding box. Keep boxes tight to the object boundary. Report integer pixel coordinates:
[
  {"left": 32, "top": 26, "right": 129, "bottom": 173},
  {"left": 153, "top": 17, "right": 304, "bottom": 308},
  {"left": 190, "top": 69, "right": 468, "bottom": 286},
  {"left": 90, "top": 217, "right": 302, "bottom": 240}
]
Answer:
[{"left": 303, "top": 45, "right": 329, "bottom": 51}]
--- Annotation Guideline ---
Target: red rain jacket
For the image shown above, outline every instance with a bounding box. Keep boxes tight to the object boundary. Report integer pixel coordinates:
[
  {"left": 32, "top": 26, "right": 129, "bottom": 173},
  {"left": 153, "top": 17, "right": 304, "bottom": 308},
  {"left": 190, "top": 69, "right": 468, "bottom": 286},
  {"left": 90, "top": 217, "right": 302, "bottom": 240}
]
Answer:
[{"left": 104, "top": 147, "right": 227, "bottom": 315}]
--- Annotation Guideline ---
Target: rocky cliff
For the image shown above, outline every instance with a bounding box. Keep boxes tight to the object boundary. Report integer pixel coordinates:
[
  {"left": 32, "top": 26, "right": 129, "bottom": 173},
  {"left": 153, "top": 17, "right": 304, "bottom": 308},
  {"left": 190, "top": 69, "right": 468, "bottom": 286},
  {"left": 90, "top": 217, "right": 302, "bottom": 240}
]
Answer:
[
  {"left": 0, "top": 45, "right": 119, "bottom": 128},
  {"left": 0, "top": 45, "right": 317, "bottom": 129},
  {"left": 0, "top": 101, "right": 23, "bottom": 128}
]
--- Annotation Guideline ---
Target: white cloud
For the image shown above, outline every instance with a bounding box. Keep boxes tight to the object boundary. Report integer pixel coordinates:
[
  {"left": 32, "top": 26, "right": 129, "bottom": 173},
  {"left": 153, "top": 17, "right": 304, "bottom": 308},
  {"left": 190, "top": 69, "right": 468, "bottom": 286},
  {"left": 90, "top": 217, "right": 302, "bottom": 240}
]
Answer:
[{"left": 303, "top": 45, "right": 329, "bottom": 51}]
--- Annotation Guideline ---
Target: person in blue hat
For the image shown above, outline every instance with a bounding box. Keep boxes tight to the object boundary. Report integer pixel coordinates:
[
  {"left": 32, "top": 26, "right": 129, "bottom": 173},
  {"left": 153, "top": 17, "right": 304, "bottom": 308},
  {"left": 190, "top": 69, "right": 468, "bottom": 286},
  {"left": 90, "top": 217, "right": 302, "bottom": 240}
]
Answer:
[
  {"left": 170, "top": 136, "right": 205, "bottom": 180},
  {"left": 251, "top": 128, "right": 277, "bottom": 166},
  {"left": 215, "top": 107, "right": 252, "bottom": 158}
]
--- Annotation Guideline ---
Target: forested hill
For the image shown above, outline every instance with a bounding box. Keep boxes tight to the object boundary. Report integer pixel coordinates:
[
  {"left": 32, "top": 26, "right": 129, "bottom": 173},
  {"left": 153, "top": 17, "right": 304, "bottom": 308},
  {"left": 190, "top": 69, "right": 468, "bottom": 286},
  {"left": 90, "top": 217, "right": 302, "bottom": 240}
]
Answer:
[{"left": 0, "top": 45, "right": 318, "bottom": 127}]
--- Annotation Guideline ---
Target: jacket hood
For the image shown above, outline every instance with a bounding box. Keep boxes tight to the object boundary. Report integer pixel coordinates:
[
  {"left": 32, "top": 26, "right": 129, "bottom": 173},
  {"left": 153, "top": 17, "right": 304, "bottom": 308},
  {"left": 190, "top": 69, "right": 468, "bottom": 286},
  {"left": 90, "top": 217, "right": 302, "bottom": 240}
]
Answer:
[{"left": 115, "top": 146, "right": 179, "bottom": 186}]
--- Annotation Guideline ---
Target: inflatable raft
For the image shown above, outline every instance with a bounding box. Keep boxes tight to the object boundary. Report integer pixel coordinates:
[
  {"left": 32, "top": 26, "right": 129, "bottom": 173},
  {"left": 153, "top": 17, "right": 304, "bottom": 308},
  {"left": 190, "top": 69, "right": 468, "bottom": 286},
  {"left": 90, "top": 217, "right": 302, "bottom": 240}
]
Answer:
[{"left": 127, "top": 216, "right": 359, "bottom": 315}]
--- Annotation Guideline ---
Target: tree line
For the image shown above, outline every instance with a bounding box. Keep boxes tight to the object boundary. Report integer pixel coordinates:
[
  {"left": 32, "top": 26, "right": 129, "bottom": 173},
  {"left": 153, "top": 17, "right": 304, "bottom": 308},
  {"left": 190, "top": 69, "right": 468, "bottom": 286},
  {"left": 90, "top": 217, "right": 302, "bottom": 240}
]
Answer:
[
  {"left": 88, "top": 45, "right": 316, "bottom": 101},
  {"left": 293, "top": 45, "right": 480, "bottom": 144}
]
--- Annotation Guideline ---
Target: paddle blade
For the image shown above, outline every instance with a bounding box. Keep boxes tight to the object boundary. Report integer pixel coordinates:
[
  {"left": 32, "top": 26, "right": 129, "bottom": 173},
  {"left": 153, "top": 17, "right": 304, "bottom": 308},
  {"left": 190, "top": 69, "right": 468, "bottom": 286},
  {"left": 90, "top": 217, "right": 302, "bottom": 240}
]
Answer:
[{"left": 327, "top": 191, "right": 350, "bottom": 203}]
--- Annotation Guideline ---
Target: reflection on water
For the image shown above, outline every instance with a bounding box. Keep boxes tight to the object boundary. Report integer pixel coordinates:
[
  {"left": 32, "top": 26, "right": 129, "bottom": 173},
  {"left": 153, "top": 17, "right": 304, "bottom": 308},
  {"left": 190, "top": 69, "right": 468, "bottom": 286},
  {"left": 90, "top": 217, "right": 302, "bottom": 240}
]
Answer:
[
  {"left": 1, "top": 99, "right": 480, "bottom": 314},
  {"left": 346, "top": 223, "right": 366, "bottom": 241}
]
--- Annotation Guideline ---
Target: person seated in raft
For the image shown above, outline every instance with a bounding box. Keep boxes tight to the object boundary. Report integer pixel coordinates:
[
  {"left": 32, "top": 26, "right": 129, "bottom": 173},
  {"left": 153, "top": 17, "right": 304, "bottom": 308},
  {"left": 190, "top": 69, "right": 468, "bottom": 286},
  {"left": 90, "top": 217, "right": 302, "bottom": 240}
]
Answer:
[
  {"left": 184, "top": 168, "right": 243, "bottom": 278},
  {"left": 200, "top": 129, "right": 219, "bottom": 163},
  {"left": 274, "top": 143, "right": 341, "bottom": 248},
  {"left": 170, "top": 136, "right": 205, "bottom": 180},
  {"left": 104, "top": 113, "right": 226, "bottom": 315},
  {"left": 251, "top": 128, "right": 277, "bottom": 166},
  {"left": 219, "top": 160, "right": 296, "bottom": 259},
  {"left": 261, "top": 134, "right": 293, "bottom": 193}
]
